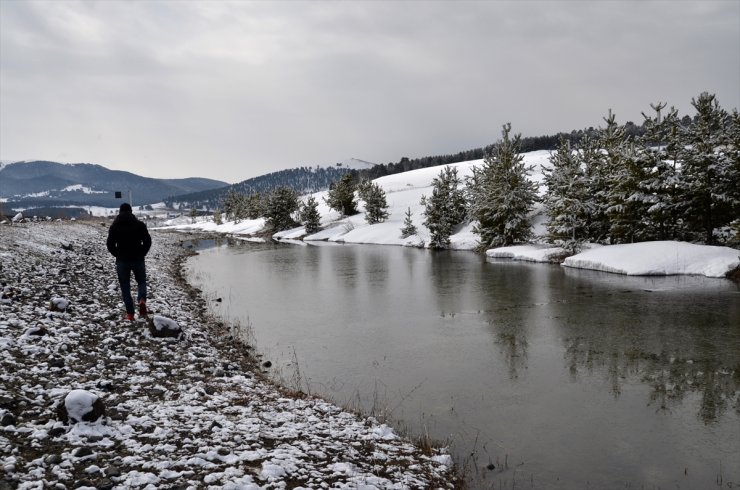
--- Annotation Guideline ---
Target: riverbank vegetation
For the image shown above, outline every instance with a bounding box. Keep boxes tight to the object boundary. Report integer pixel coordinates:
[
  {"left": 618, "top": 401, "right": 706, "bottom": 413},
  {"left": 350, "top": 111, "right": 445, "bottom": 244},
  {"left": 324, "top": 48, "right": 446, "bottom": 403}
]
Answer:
[{"left": 204, "top": 92, "right": 738, "bottom": 253}]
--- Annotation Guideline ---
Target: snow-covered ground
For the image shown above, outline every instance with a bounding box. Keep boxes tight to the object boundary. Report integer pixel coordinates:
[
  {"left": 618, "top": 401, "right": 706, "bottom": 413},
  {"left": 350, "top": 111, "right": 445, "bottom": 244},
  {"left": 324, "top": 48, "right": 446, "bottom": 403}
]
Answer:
[
  {"left": 159, "top": 150, "right": 740, "bottom": 279},
  {"left": 0, "top": 222, "right": 455, "bottom": 489}
]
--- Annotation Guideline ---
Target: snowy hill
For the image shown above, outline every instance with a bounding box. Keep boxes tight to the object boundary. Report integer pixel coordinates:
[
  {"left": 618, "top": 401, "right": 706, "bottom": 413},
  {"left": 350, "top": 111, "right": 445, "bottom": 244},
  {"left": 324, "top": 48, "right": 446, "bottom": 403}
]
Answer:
[
  {"left": 162, "top": 149, "right": 739, "bottom": 279},
  {"left": 0, "top": 161, "right": 228, "bottom": 211}
]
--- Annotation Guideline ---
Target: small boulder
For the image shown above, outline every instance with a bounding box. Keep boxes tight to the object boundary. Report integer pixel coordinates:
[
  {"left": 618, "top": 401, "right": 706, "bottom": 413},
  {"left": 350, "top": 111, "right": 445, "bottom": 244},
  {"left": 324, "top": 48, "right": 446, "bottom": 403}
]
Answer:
[
  {"left": 0, "top": 412, "right": 15, "bottom": 427},
  {"left": 49, "top": 297, "right": 70, "bottom": 312},
  {"left": 57, "top": 390, "right": 105, "bottom": 424},
  {"left": 148, "top": 315, "right": 182, "bottom": 339},
  {"left": 23, "top": 326, "right": 48, "bottom": 337}
]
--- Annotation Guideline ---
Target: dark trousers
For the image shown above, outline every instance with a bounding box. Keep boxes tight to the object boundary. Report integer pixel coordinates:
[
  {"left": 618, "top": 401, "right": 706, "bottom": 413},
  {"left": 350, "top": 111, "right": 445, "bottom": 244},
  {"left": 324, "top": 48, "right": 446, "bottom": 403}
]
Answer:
[{"left": 116, "top": 259, "right": 147, "bottom": 314}]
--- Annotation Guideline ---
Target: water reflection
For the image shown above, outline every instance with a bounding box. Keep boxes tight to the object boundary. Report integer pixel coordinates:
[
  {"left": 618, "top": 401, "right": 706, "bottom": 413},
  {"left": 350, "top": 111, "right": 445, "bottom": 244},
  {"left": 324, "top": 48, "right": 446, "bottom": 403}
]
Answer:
[{"left": 187, "top": 241, "right": 740, "bottom": 488}]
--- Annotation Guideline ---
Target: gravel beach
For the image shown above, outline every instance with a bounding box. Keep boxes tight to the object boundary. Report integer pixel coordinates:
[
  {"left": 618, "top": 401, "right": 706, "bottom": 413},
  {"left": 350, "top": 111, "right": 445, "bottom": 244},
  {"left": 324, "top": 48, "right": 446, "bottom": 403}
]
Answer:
[{"left": 0, "top": 221, "right": 455, "bottom": 489}]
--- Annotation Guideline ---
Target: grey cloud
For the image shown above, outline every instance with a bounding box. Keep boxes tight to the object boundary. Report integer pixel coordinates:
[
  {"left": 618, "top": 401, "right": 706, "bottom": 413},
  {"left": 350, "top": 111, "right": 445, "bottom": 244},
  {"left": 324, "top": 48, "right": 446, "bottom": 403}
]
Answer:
[{"left": 1, "top": 0, "right": 737, "bottom": 183}]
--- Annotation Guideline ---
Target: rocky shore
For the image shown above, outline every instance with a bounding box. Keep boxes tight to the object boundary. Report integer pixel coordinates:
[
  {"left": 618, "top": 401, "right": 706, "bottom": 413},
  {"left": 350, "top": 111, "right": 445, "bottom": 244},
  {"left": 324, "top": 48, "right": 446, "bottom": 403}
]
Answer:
[{"left": 0, "top": 221, "right": 455, "bottom": 489}]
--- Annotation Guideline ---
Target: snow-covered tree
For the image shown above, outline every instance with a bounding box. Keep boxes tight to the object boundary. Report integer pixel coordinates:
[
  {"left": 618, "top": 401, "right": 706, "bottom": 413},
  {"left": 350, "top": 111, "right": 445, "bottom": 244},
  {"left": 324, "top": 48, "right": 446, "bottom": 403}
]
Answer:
[
  {"left": 222, "top": 190, "right": 247, "bottom": 223},
  {"left": 636, "top": 104, "right": 682, "bottom": 240},
  {"left": 400, "top": 207, "right": 418, "bottom": 238},
  {"left": 325, "top": 174, "right": 358, "bottom": 216},
  {"left": 265, "top": 187, "right": 299, "bottom": 231},
  {"left": 467, "top": 123, "right": 538, "bottom": 249},
  {"left": 421, "top": 166, "right": 466, "bottom": 249},
  {"left": 359, "top": 181, "right": 389, "bottom": 224},
  {"left": 299, "top": 196, "right": 321, "bottom": 234},
  {"left": 212, "top": 209, "right": 223, "bottom": 225},
  {"left": 542, "top": 137, "right": 589, "bottom": 252},
  {"left": 245, "top": 193, "right": 266, "bottom": 220},
  {"left": 678, "top": 93, "right": 734, "bottom": 244},
  {"left": 593, "top": 110, "right": 645, "bottom": 244}
]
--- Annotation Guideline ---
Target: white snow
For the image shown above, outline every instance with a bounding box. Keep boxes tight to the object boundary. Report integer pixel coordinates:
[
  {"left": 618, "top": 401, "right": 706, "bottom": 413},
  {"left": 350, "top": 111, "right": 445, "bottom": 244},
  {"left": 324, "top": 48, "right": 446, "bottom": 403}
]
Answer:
[
  {"left": 562, "top": 241, "right": 740, "bottom": 277},
  {"left": 159, "top": 149, "right": 739, "bottom": 279},
  {"left": 60, "top": 184, "right": 106, "bottom": 194},
  {"left": 50, "top": 297, "right": 70, "bottom": 311},
  {"left": 486, "top": 244, "right": 568, "bottom": 262},
  {"left": 151, "top": 315, "right": 179, "bottom": 331},
  {"left": 64, "top": 390, "right": 99, "bottom": 423}
]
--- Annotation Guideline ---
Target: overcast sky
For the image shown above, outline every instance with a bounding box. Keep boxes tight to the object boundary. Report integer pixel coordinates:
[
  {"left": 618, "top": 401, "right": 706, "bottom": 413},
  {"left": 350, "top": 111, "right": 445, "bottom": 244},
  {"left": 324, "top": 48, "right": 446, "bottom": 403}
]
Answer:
[{"left": 1, "top": 0, "right": 738, "bottom": 184}]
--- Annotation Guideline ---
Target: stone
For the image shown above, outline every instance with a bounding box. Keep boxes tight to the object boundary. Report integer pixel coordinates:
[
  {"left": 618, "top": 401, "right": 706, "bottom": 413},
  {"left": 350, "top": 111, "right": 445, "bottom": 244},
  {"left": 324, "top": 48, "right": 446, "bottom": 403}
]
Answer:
[
  {"left": 0, "top": 413, "right": 15, "bottom": 427},
  {"left": 148, "top": 315, "right": 182, "bottom": 339},
  {"left": 48, "top": 427, "right": 66, "bottom": 438},
  {"left": 73, "top": 447, "right": 94, "bottom": 458},
  {"left": 57, "top": 390, "right": 106, "bottom": 424},
  {"left": 44, "top": 454, "right": 63, "bottom": 465}
]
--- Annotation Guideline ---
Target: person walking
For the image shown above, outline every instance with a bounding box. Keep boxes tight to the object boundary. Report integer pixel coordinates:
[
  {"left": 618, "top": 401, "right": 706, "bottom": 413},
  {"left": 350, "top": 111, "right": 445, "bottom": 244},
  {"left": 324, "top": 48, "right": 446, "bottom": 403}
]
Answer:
[{"left": 106, "top": 203, "right": 152, "bottom": 321}]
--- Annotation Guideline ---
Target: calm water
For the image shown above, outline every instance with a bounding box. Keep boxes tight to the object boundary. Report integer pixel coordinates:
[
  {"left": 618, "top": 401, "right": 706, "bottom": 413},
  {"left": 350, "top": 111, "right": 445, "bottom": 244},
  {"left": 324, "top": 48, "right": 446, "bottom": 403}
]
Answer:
[{"left": 186, "top": 238, "right": 740, "bottom": 489}]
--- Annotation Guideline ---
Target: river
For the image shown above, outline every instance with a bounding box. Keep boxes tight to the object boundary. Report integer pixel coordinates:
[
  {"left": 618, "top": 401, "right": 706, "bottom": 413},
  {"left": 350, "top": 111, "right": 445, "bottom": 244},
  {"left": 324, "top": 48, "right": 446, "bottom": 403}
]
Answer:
[{"left": 185, "top": 237, "right": 740, "bottom": 489}]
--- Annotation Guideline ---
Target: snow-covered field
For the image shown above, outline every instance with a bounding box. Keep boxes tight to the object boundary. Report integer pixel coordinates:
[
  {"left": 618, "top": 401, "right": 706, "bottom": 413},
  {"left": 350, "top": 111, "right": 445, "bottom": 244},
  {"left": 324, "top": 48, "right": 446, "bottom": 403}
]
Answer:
[
  {"left": 0, "top": 222, "right": 455, "bottom": 489},
  {"left": 160, "top": 151, "right": 740, "bottom": 280}
]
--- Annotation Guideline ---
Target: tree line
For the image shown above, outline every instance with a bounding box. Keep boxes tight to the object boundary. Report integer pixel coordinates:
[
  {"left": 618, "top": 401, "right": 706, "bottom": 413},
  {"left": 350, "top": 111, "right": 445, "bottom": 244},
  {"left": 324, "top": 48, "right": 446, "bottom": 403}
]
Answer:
[
  {"left": 206, "top": 92, "right": 738, "bottom": 252},
  {"left": 421, "top": 92, "right": 739, "bottom": 250}
]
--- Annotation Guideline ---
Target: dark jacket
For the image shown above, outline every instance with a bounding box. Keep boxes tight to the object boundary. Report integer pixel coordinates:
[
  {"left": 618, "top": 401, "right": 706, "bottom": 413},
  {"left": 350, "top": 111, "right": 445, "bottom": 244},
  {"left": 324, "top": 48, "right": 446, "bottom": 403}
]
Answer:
[{"left": 106, "top": 212, "right": 152, "bottom": 261}]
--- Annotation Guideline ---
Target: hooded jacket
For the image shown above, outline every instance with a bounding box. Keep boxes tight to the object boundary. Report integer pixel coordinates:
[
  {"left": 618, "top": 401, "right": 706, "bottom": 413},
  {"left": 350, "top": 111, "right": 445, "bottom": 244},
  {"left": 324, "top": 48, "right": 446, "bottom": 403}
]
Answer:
[{"left": 106, "top": 212, "right": 152, "bottom": 261}]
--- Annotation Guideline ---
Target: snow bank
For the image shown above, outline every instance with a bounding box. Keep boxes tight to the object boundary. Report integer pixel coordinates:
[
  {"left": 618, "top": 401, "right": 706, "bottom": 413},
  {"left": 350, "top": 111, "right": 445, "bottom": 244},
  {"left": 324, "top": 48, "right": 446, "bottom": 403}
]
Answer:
[
  {"left": 563, "top": 241, "right": 740, "bottom": 278},
  {"left": 158, "top": 150, "right": 739, "bottom": 280},
  {"left": 486, "top": 244, "right": 567, "bottom": 262}
]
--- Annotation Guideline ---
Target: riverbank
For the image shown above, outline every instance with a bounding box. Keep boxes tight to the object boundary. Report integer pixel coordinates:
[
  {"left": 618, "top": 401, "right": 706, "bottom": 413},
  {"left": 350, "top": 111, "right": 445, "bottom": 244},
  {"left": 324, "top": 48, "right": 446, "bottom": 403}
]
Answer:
[
  {"left": 0, "top": 221, "right": 456, "bottom": 489},
  {"left": 159, "top": 151, "right": 739, "bottom": 280}
]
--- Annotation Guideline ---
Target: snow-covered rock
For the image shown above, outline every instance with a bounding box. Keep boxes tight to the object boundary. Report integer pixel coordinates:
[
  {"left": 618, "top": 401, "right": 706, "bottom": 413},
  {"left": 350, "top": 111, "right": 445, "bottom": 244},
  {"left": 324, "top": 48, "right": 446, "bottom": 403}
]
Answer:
[
  {"left": 50, "top": 297, "right": 70, "bottom": 311},
  {"left": 58, "top": 389, "right": 105, "bottom": 423},
  {"left": 149, "top": 315, "right": 182, "bottom": 338}
]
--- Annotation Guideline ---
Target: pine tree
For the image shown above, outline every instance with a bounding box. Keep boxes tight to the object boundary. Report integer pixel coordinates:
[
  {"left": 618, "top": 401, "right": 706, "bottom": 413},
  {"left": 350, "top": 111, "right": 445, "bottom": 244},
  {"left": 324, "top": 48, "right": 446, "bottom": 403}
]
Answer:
[
  {"left": 265, "top": 187, "right": 299, "bottom": 231},
  {"left": 245, "top": 193, "right": 266, "bottom": 220},
  {"left": 678, "top": 93, "right": 734, "bottom": 244},
  {"left": 400, "top": 207, "right": 418, "bottom": 238},
  {"left": 467, "top": 123, "right": 538, "bottom": 249},
  {"left": 578, "top": 134, "right": 609, "bottom": 242},
  {"left": 636, "top": 104, "right": 682, "bottom": 240},
  {"left": 299, "top": 196, "right": 321, "bottom": 234},
  {"left": 325, "top": 174, "right": 358, "bottom": 216},
  {"left": 360, "top": 182, "right": 389, "bottom": 224},
  {"left": 213, "top": 209, "right": 223, "bottom": 225},
  {"left": 421, "top": 166, "right": 466, "bottom": 249},
  {"left": 222, "top": 190, "right": 244, "bottom": 222},
  {"left": 596, "top": 110, "right": 643, "bottom": 244},
  {"left": 542, "top": 136, "right": 589, "bottom": 252}
]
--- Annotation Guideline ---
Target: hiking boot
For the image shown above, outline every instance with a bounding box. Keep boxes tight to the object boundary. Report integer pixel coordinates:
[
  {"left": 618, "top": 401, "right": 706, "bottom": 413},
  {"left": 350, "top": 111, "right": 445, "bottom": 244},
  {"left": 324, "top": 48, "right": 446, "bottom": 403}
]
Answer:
[
  {"left": 125, "top": 312, "right": 135, "bottom": 321},
  {"left": 138, "top": 299, "right": 148, "bottom": 318}
]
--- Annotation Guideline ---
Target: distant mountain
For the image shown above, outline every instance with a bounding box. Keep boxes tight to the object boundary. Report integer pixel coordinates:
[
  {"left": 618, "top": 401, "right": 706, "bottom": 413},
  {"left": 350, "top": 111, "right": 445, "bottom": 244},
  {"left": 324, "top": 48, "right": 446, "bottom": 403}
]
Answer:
[
  {"left": 166, "top": 161, "right": 377, "bottom": 210},
  {"left": 0, "top": 161, "right": 229, "bottom": 211}
]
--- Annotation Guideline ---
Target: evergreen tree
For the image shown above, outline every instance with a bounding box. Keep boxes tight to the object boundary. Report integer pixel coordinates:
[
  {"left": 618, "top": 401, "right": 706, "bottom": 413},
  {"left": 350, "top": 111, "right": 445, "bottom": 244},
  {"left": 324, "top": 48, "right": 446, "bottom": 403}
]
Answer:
[
  {"left": 636, "top": 103, "right": 682, "bottom": 240},
  {"left": 400, "top": 207, "right": 418, "bottom": 238},
  {"left": 213, "top": 209, "right": 223, "bottom": 225},
  {"left": 542, "top": 136, "right": 589, "bottom": 252},
  {"left": 325, "top": 174, "right": 358, "bottom": 216},
  {"left": 595, "top": 110, "right": 644, "bottom": 244},
  {"left": 222, "top": 190, "right": 246, "bottom": 222},
  {"left": 265, "top": 187, "right": 300, "bottom": 231},
  {"left": 421, "top": 166, "right": 466, "bottom": 249},
  {"left": 245, "top": 193, "right": 266, "bottom": 219},
  {"left": 577, "top": 134, "right": 610, "bottom": 242},
  {"left": 678, "top": 93, "right": 734, "bottom": 244},
  {"left": 299, "top": 196, "right": 321, "bottom": 234},
  {"left": 360, "top": 181, "right": 389, "bottom": 224},
  {"left": 467, "top": 123, "right": 538, "bottom": 249}
]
